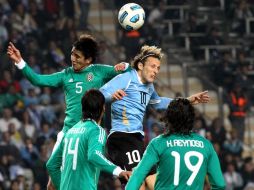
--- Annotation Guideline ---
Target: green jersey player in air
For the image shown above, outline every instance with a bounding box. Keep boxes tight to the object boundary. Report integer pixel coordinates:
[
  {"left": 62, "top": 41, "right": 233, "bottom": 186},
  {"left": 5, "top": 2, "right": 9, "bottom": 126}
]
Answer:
[
  {"left": 46, "top": 89, "right": 131, "bottom": 190},
  {"left": 7, "top": 34, "right": 129, "bottom": 189},
  {"left": 126, "top": 98, "right": 225, "bottom": 190}
]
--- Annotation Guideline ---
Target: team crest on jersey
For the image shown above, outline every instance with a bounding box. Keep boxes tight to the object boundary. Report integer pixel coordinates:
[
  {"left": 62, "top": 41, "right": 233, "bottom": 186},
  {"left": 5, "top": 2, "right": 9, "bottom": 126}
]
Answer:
[{"left": 87, "top": 72, "right": 94, "bottom": 82}]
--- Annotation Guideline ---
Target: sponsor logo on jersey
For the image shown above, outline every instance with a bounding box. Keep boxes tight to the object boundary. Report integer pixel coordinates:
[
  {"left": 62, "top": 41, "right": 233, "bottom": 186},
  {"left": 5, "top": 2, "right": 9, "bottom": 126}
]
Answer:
[
  {"left": 87, "top": 72, "right": 94, "bottom": 82},
  {"left": 68, "top": 78, "right": 73, "bottom": 82}
]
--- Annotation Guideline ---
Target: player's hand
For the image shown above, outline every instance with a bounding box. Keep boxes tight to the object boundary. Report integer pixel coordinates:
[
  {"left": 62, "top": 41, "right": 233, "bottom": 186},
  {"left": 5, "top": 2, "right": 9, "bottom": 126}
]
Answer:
[
  {"left": 7, "top": 42, "right": 23, "bottom": 63},
  {"left": 114, "top": 62, "right": 127, "bottom": 71},
  {"left": 187, "top": 90, "right": 210, "bottom": 105},
  {"left": 112, "top": 89, "right": 126, "bottom": 100},
  {"left": 119, "top": 171, "right": 132, "bottom": 181}
]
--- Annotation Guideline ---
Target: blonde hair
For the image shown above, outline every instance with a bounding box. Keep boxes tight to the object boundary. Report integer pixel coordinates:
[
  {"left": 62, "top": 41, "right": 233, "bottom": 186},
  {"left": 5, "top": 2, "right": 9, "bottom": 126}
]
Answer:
[{"left": 131, "top": 45, "right": 164, "bottom": 70}]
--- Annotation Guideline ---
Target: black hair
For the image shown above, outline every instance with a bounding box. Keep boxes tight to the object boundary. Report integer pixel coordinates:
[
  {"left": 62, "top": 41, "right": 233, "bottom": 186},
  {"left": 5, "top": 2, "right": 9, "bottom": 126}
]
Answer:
[
  {"left": 73, "top": 34, "right": 99, "bottom": 63},
  {"left": 82, "top": 89, "right": 105, "bottom": 122},
  {"left": 162, "top": 98, "right": 195, "bottom": 136}
]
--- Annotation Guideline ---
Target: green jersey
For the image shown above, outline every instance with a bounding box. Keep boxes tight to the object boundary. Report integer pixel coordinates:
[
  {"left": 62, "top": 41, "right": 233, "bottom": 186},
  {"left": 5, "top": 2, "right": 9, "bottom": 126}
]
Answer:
[
  {"left": 18, "top": 60, "right": 125, "bottom": 132},
  {"left": 126, "top": 133, "right": 225, "bottom": 190},
  {"left": 46, "top": 120, "right": 118, "bottom": 190}
]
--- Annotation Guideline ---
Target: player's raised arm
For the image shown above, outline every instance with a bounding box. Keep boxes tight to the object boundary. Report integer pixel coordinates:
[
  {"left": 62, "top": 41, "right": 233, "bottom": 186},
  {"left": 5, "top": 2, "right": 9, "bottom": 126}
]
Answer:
[
  {"left": 114, "top": 62, "right": 130, "bottom": 71},
  {"left": 7, "top": 42, "right": 64, "bottom": 87},
  {"left": 7, "top": 42, "right": 22, "bottom": 64},
  {"left": 187, "top": 90, "right": 210, "bottom": 105}
]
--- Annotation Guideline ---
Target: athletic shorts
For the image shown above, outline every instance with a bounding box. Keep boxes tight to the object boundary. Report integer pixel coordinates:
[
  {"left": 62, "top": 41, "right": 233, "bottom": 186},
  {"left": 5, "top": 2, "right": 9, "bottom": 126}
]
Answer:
[{"left": 106, "top": 132, "right": 156, "bottom": 181}]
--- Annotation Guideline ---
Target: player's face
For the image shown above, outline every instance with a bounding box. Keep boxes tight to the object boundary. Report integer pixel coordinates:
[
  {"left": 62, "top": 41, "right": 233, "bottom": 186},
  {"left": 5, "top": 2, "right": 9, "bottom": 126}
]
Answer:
[
  {"left": 71, "top": 47, "right": 92, "bottom": 72},
  {"left": 138, "top": 57, "right": 160, "bottom": 83}
]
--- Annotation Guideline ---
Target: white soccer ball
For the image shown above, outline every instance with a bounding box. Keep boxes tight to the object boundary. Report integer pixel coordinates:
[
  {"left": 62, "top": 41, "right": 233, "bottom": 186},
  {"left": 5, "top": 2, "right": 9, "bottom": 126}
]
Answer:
[{"left": 118, "top": 3, "right": 145, "bottom": 31}]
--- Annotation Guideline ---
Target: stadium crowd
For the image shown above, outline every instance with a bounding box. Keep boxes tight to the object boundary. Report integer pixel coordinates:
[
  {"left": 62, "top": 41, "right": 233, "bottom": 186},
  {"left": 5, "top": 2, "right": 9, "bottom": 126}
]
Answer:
[{"left": 0, "top": 0, "right": 254, "bottom": 190}]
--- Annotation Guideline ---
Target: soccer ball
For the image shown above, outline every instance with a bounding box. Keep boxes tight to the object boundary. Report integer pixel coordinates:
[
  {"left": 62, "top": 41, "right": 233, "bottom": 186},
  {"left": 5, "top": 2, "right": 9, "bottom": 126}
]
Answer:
[{"left": 118, "top": 3, "right": 145, "bottom": 31}]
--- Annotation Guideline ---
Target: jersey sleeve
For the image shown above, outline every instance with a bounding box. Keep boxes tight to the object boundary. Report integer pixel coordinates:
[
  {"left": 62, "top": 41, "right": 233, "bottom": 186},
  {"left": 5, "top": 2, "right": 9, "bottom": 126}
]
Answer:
[
  {"left": 20, "top": 61, "right": 64, "bottom": 87},
  {"left": 94, "top": 64, "right": 130, "bottom": 84},
  {"left": 207, "top": 142, "right": 226, "bottom": 190},
  {"left": 126, "top": 139, "right": 159, "bottom": 190},
  {"left": 87, "top": 127, "right": 117, "bottom": 174},
  {"left": 149, "top": 89, "right": 172, "bottom": 110},
  {"left": 100, "top": 72, "right": 132, "bottom": 102},
  {"left": 46, "top": 140, "right": 63, "bottom": 190}
]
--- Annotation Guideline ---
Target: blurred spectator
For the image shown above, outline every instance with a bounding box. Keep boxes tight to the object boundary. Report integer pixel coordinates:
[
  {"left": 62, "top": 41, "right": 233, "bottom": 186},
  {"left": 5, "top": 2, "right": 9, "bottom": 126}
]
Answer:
[
  {"left": 204, "top": 26, "right": 224, "bottom": 61},
  {"left": 0, "top": 108, "right": 21, "bottom": 133},
  {"left": 78, "top": 0, "right": 91, "bottom": 29},
  {"left": 8, "top": 122, "right": 23, "bottom": 149},
  {"left": 213, "top": 51, "right": 236, "bottom": 90},
  {"left": 26, "top": 103, "right": 41, "bottom": 131},
  {"left": 148, "top": 122, "right": 163, "bottom": 140},
  {"left": 183, "top": 12, "right": 207, "bottom": 33},
  {"left": 29, "top": 1, "right": 47, "bottom": 31},
  {"left": 9, "top": 179, "right": 19, "bottom": 190},
  {"left": 61, "top": 0, "right": 75, "bottom": 19},
  {"left": 147, "top": 1, "right": 166, "bottom": 45},
  {"left": 0, "top": 155, "right": 10, "bottom": 189},
  {"left": 44, "top": 0, "right": 59, "bottom": 20},
  {"left": 193, "top": 118, "right": 207, "bottom": 137},
  {"left": 0, "top": 14, "right": 8, "bottom": 47},
  {"left": 223, "top": 162, "right": 244, "bottom": 190},
  {"left": 47, "top": 40, "right": 66, "bottom": 69},
  {"left": 98, "top": 40, "right": 117, "bottom": 64},
  {"left": 38, "top": 123, "right": 54, "bottom": 141},
  {"left": 241, "top": 157, "right": 254, "bottom": 188},
  {"left": 227, "top": 83, "right": 249, "bottom": 142},
  {"left": 223, "top": 129, "right": 243, "bottom": 157},
  {"left": 32, "top": 181, "right": 42, "bottom": 190},
  {"left": 231, "top": 0, "right": 253, "bottom": 35},
  {"left": 19, "top": 110, "right": 37, "bottom": 142},
  {"left": 0, "top": 131, "right": 22, "bottom": 172},
  {"left": 0, "top": 70, "right": 21, "bottom": 94},
  {"left": 120, "top": 29, "right": 142, "bottom": 60},
  {"left": 0, "top": 84, "right": 24, "bottom": 113},
  {"left": 20, "top": 137, "right": 39, "bottom": 168},
  {"left": 209, "top": 117, "right": 226, "bottom": 146},
  {"left": 33, "top": 144, "right": 50, "bottom": 189},
  {"left": 10, "top": 2, "right": 38, "bottom": 36},
  {"left": 24, "top": 88, "right": 39, "bottom": 107}
]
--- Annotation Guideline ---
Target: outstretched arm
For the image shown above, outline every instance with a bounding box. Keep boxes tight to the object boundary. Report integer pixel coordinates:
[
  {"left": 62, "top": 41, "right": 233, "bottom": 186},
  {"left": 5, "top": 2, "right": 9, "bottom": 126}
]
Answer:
[
  {"left": 150, "top": 90, "right": 210, "bottom": 110},
  {"left": 114, "top": 62, "right": 130, "bottom": 72},
  {"left": 7, "top": 42, "right": 64, "bottom": 87},
  {"left": 7, "top": 42, "right": 22, "bottom": 63},
  {"left": 187, "top": 90, "right": 210, "bottom": 105}
]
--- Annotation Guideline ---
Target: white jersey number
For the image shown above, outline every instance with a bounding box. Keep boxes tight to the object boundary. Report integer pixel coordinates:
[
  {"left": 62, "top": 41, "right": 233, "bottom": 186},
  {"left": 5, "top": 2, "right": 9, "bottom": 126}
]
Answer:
[
  {"left": 171, "top": 151, "right": 203, "bottom": 186},
  {"left": 76, "top": 82, "right": 83, "bottom": 93},
  {"left": 62, "top": 138, "right": 80, "bottom": 171},
  {"left": 126, "top": 150, "right": 141, "bottom": 165}
]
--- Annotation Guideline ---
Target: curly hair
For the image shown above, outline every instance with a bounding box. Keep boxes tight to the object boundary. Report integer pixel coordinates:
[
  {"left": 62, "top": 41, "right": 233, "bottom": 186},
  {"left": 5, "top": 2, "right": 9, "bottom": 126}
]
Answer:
[
  {"left": 73, "top": 34, "right": 99, "bottom": 63},
  {"left": 131, "top": 45, "right": 164, "bottom": 70},
  {"left": 162, "top": 98, "right": 195, "bottom": 136}
]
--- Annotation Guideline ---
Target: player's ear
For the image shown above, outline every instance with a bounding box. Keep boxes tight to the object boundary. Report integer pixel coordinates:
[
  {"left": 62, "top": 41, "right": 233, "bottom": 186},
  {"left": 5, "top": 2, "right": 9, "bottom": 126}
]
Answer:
[
  {"left": 138, "top": 62, "right": 143, "bottom": 70},
  {"left": 86, "top": 57, "right": 92, "bottom": 64}
]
